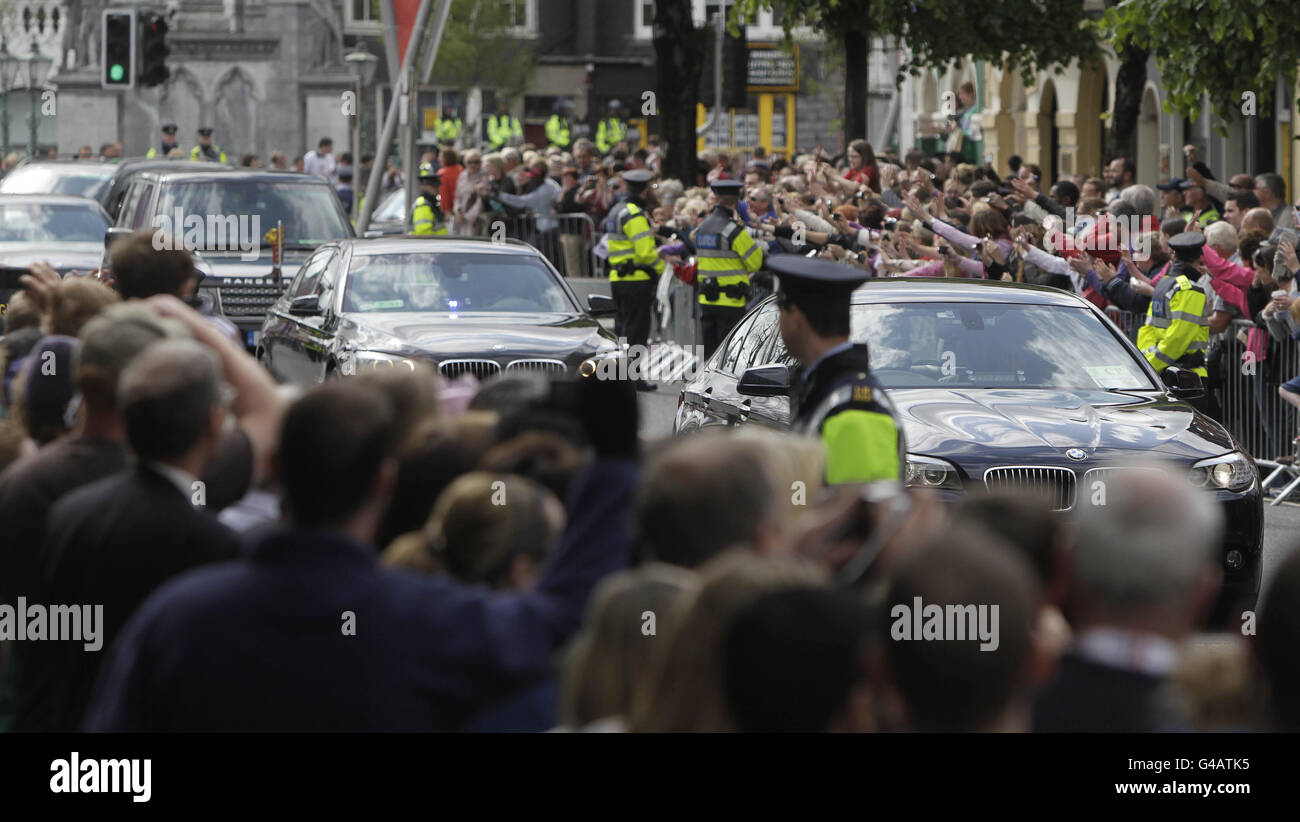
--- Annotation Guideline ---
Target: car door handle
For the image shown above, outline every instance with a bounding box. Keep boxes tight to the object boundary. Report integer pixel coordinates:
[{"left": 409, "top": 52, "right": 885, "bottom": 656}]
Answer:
[
  {"left": 736, "top": 398, "right": 752, "bottom": 424},
  {"left": 684, "top": 385, "right": 711, "bottom": 407}
]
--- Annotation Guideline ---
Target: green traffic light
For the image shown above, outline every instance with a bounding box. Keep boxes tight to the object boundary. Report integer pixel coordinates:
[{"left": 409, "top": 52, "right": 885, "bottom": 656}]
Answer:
[{"left": 109, "top": 64, "right": 124, "bottom": 82}]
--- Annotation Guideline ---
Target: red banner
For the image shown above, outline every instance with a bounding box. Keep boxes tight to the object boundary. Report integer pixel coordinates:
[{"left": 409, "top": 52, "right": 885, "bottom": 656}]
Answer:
[{"left": 392, "top": 0, "right": 422, "bottom": 67}]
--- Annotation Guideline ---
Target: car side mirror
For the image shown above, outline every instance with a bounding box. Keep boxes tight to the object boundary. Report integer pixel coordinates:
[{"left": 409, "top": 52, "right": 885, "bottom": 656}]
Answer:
[
  {"left": 104, "top": 226, "right": 133, "bottom": 251},
  {"left": 288, "top": 293, "right": 322, "bottom": 316},
  {"left": 1162, "top": 365, "right": 1205, "bottom": 399},
  {"left": 587, "top": 293, "right": 617, "bottom": 317},
  {"left": 738, "top": 363, "right": 793, "bottom": 397}
]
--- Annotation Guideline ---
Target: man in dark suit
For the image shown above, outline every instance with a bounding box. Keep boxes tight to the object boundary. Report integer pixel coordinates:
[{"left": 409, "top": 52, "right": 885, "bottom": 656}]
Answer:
[
  {"left": 85, "top": 378, "right": 639, "bottom": 732},
  {"left": 1033, "top": 467, "right": 1222, "bottom": 732},
  {"left": 14, "top": 339, "right": 243, "bottom": 731}
]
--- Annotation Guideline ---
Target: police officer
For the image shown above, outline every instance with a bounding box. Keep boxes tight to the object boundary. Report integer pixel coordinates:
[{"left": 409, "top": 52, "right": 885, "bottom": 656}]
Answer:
[
  {"left": 691, "top": 179, "right": 763, "bottom": 356},
  {"left": 487, "top": 103, "right": 522, "bottom": 150},
  {"left": 546, "top": 101, "right": 572, "bottom": 150},
  {"left": 411, "top": 163, "right": 447, "bottom": 235},
  {"left": 145, "top": 123, "right": 179, "bottom": 159},
  {"left": 771, "top": 255, "right": 905, "bottom": 484},
  {"left": 596, "top": 100, "right": 627, "bottom": 154},
  {"left": 1138, "top": 232, "right": 1212, "bottom": 411},
  {"left": 605, "top": 168, "right": 662, "bottom": 391},
  {"left": 190, "top": 127, "right": 227, "bottom": 163},
  {"left": 436, "top": 106, "right": 462, "bottom": 147}
]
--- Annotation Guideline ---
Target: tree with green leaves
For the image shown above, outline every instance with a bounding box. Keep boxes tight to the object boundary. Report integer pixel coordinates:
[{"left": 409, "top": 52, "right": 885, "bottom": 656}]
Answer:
[
  {"left": 1101, "top": 0, "right": 1300, "bottom": 130},
  {"left": 733, "top": 0, "right": 1103, "bottom": 147},
  {"left": 427, "top": 0, "right": 536, "bottom": 104}
]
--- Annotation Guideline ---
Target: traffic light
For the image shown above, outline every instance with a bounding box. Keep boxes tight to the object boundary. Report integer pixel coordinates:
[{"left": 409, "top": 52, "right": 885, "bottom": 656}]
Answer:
[
  {"left": 101, "top": 9, "right": 135, "bottom": 90},
  {"left": 722, "top": 28, "right": 748, "bottom": 110},
  {"left": 138, "top": 12, "right": 170, "bottom": 88},
  {"left": 699, "top": 27, "right": 749, "bottom": 110}
]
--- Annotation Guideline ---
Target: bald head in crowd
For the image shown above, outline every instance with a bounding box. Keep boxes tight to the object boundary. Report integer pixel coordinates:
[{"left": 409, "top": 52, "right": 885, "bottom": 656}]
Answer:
[{"left": 1242, "top": 207, "right": 1275, "bottom": 237}]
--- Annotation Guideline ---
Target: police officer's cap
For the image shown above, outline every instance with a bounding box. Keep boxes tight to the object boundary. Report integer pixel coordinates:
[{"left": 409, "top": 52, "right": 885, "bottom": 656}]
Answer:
[
  {"left": 197, "top": 127, "right": 214, "bottom": 137},
  {"left": 161, "top": 123, "right": 178, "bottom": 135},
  {"left": 769, "top": 255, "right": 869, "bottom": 308},
  {"left": 1169, "top": 231, "right": 1206, "bottom": 261},
  {"left": 418, "top": 162, "right": 441, "bottom": 181},
  {"left": 621, "top": 169, "right": 653, "bottom": 186},
  {"left": 1156, "top": 177, "right": 1185, "bottom": 191},
  {"left": 710, "top": 179, "right": 744, "bottom": 195}
]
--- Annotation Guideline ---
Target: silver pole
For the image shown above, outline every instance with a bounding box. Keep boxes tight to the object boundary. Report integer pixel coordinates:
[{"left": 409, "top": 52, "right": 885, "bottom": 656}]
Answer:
[
  {"left": 404, "top": 67, "right": 418, "bottom": 233},
  {"left": 357, "top": 0, "right": 436, "bottom": 234}
]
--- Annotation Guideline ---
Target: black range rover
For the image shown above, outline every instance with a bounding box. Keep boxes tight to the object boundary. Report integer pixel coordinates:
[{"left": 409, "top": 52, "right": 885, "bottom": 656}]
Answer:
[{"left": 105, "top": 170, "right": 354, "bottom": 347}]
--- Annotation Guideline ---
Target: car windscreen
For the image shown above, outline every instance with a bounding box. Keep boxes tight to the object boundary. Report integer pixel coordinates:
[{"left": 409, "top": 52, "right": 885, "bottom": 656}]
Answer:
[
  {"left": 0, "top": 166, "right": 114, "bottom": 199},
  {"left": 0, "top": 203, "right": 109, "bottom": 243},
  {"left": 373, "top": 190, "right": 406, "bottom": 221},
  {"left": 342, "top": 251, "right": 574, "bottom": 313},
  {"left": 852, "top": 302, "right": 1156, "bottom": 391},
  {"left": 156, "top": 180, "right": 351, "bottom": 249}
]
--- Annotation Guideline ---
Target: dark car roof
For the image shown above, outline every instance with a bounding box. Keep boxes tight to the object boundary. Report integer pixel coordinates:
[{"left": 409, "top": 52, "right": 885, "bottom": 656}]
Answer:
[
  {"left": 336, "top": 236, "right": 546, "bottom": 256},
  {"left": 851, "top": 277, "right": 1090, "bottom": 308},
  {"left": 0, "top": 193, "right": 110, "bottom": 209}
]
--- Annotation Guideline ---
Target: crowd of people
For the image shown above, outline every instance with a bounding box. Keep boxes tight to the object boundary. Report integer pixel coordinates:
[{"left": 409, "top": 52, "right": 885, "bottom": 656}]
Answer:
[
  {"left": 420, "top": 127, "right": 1300, "bottom": 457},
  {"left": 0, "top": 228, "right": 1298, "bottom": 732}
]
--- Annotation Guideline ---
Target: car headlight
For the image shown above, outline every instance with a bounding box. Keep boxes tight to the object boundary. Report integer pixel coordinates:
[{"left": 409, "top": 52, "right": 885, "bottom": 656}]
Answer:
[
  {"left": 1189, "top": 452, "right": 1255, "bottom": 493},
  {"left": 904, "top": 454, "right": 964, "bottom": 490},
  {"left": 579, "top": 349, "right": 623, "bottom": 379},
  {"left": 337, "top": 350, "right": 418, "bottom": 376}
]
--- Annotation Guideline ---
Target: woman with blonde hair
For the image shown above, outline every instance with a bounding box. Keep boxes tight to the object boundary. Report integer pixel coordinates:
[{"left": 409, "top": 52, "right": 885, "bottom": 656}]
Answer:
[
  {"left": 559, "top": 563, "right": 698, "bottom": 731},
  {"left": 382, "top": 471, "right": 564, "bottom": 591},
  {"left": 627, "top": 551, "right": 826, "bottom": 732}
]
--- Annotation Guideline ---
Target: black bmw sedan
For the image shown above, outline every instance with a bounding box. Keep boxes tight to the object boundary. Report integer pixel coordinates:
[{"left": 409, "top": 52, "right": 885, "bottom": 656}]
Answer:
[
  {"left": 257, "top": 236, "right": 620, "bottom": 384},
  {"left": 674, "top": 278, "right": 1264, "bottom": 616}
]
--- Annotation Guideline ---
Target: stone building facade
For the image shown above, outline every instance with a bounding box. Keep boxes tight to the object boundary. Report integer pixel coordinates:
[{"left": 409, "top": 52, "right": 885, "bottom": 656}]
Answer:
[{"left": 19, "top": 0, "right": 354, "bottom": 160}]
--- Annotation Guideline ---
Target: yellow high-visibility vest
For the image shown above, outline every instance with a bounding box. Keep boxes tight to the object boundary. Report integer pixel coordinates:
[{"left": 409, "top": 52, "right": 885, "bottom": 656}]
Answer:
[{"left": 606, "top": 201, "right": 663, "bottom": 282}]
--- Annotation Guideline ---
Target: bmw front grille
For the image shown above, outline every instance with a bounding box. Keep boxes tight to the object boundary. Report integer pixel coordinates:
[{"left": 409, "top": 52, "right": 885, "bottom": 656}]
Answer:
[
  {"left": 983, "top": 466, "right": 1077, "bottom": 511},
  {"left": 505, "top": 359, "right": 567, "bottom": 376},
  {"left": 438, "top": 359, "right": 502, "bottom": 380}
]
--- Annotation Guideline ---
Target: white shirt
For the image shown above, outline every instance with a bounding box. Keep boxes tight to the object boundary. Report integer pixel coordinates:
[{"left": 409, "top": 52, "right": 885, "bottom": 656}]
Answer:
[
  {"left": 302, "top": 150, "right": 337, "bottom": 182},
  {"left": 1074, "top": 627, "right": 1180, "bottom": 676},
  {"left": 147, "top": 462, "right": 198, "bottom": 501}
]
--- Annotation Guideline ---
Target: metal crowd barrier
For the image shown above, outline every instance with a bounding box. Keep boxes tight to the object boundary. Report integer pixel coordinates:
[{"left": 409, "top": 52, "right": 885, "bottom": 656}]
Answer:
[
  {"left": 1106, "top": 310, "right": 1300, "bottom": 493},
  {"left": 475, "top": 212, "right": 600, "bottom": 279}
]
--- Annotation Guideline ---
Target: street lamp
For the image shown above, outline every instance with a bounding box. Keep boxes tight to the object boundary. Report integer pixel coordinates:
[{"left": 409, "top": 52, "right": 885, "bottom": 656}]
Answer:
[
  {"left": 0, "top": 37, "right": 17, "bottom": 161},
  {"left": 344, "top": 42, "right": 379, "bottom": 218},
  {"left": 21, "top": 41, "right": 46, "bottom": 158}
]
